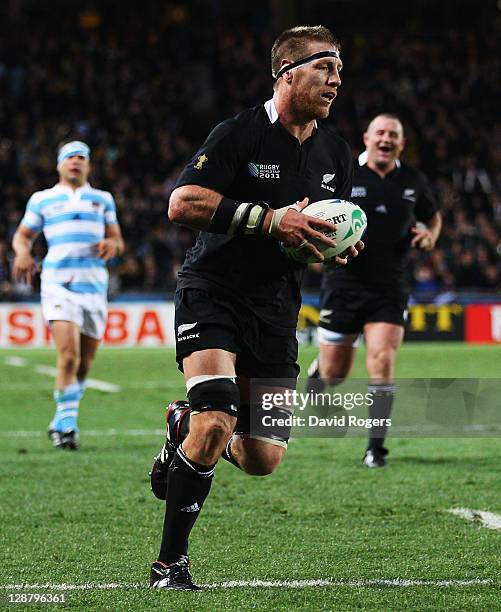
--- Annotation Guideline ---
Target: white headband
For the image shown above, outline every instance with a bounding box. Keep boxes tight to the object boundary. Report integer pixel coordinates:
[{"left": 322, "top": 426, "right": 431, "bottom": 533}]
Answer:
[{"left": 57, "top": 141, "right": 90, "bottom": 166}]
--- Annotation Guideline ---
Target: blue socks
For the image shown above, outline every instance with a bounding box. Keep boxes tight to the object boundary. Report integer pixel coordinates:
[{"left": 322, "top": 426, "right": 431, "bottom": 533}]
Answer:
[{"left": 50, "top": 382, "right": 82, "bottom": 433}]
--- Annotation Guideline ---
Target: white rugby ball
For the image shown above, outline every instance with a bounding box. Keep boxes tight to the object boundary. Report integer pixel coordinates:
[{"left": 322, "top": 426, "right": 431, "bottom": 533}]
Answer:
[{"left": 281, "top": 199, "right": 367, "bottom": 264}]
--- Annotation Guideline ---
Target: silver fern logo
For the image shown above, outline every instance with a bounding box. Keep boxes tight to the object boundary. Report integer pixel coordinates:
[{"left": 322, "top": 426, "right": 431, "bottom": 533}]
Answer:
[{"left": 321, "top": 172, "right": 336, "bottom": 192}]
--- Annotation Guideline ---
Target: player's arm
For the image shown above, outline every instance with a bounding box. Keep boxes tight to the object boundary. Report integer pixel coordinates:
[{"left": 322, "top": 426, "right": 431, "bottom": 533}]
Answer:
[
  {"left": 12, "top": 225, "right": 40, "bottom": 284},
  {"left": 411, "top": 211, "right": 442, "bottom": 251},
  {"left": 412, "top": 171, "right": 441, "bottom": 251},
  {"left": 170, "top": 186, "right": 344, "bottom": 262},
  {"left": 96, "top": 223, "right": 125, "bottom": 261},
  {"left": 170, "top": 117, "right": 342, "bottom": 261}
]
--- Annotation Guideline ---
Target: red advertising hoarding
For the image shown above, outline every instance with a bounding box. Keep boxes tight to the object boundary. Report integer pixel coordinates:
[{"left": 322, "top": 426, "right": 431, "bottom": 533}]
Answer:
[{"left": 465, "top": 304, "right": 501, "bottom": 343}]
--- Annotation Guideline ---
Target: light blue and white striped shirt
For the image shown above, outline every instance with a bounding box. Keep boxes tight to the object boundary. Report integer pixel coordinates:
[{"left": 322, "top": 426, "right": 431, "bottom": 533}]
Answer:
[{"left": 21, "top": 183, "right": 118, "bottom": 295}]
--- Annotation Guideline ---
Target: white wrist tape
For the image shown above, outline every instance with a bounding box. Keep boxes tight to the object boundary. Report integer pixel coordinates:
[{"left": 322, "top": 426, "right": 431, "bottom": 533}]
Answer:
[{"left": 268, "top": 205, "right": 294, "bottom": 236}]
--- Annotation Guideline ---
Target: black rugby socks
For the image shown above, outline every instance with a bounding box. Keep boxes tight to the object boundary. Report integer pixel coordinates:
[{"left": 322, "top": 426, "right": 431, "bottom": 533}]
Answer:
[
  {"left": 367, "top": 383, "right": 395, "bottom": 450},
  {"left": 305, "top": 356, "right": 327, "bottom": 394},
  {"left": 221, "top": 435, "right": 241, "bottom": 469},
  {"left": 158, "top": 446, "right": 216, "bottom": 563}
]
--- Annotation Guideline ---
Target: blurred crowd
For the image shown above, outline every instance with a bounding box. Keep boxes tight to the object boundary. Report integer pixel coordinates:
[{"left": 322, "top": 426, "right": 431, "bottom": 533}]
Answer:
[{"left": 0, "top": 1, "right": 499, "bottom": 300}]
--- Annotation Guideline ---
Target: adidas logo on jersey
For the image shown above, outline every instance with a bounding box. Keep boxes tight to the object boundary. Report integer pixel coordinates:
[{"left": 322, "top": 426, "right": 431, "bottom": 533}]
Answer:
[{"left": 375, "top": 204, "right": 388, "bottom": 214}]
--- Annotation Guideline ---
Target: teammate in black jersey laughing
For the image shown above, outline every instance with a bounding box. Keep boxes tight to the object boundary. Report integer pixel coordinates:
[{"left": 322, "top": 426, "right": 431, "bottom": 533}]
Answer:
[{"left": 306, "top": 114, "right": 441, "bottom": 468}]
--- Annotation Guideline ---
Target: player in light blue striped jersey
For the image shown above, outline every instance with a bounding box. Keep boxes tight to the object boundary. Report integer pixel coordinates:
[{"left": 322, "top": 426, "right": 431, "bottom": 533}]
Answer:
[{"left": 12, "top": 141, "right": 125, "bottom": 449}]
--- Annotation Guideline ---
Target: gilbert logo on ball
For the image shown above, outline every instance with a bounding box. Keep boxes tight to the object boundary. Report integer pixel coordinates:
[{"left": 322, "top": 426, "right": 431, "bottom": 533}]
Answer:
[{"left": 281, "top": 199, "right": 367, "bottom": 264}]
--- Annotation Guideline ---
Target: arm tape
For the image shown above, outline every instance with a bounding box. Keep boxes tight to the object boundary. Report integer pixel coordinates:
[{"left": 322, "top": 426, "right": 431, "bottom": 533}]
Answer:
[
  {"left": 209, "top": 197, "right": 241, "bottom": 234},
  {"left": 209, "top": 198, "right": 269, "bottom": 235}
]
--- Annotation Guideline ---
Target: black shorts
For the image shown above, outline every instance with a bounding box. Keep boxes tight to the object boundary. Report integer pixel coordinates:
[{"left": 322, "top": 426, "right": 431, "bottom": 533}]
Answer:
[
  {"left": 319, "top": 286, "right": 408, "bottom": 334},
  {"left": 175, "top": 288, "right": 300, "bottom": 380}
]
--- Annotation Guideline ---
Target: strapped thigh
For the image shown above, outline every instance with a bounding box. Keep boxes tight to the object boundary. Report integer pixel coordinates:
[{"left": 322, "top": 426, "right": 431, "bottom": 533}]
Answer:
[{"left": 186, "top": 375, "right": 240, "bottom": 417}]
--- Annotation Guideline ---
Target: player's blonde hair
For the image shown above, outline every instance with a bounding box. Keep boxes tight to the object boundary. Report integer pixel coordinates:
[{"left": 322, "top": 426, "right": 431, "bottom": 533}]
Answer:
[
  {"left": 366, "top": 114, "right": 405, "bottom": 137},
  {"left": 271, "top": 25, "right": 339, "bottom": 79}
]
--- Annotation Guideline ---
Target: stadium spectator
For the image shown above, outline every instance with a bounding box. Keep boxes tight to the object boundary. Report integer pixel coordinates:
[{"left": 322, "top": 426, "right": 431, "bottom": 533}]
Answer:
[
  {"left": 0, "top": 3, "right": 499, "bottom": 297},
  {"left": 11, "top": 141, "right": 124, "bottom": 450}
]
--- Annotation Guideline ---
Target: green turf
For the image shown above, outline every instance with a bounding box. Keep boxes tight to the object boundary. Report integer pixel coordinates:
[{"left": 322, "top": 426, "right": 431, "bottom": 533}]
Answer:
[{"left": 0, "top": 344, "right": 500, "bottom": 610}]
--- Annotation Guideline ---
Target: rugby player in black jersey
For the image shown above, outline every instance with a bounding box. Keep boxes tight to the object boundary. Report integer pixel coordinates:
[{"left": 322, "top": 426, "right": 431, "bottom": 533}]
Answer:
[
  {"left": 306, "top": 114, "right": 441, "bottom": 468},
  {"left": 148, "top": 25, "right": 364, "bottom": 590}
]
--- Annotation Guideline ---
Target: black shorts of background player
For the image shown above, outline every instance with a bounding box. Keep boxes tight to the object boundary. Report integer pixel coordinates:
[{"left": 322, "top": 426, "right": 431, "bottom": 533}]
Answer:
[
  {"left": 148, "top": 25, "right": 364, "bottom": 591},
  {"left": 306, "top": 114, "right": 441, "bottom": 468}
]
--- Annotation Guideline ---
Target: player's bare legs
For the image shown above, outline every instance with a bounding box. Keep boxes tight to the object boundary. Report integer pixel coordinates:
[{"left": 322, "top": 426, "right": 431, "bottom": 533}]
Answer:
[
  {"left": 77, "top": 333, "right": 100, "bottom": 383},
  {"left": 229, "top": 375, "right": 287, "bottom": 476},
  {"left": 364, "top": 322, "right": 404, "bottom": 382},
  {"left": 318, "top": 343, "right": 356, "bottom": 383},
  {"left": 48, "top": 321, "right": 83, "bottom": 448},
  {"left": 305, "top": 332, "right": 358, "bottom": 396},
  {"left": 153, "top": 348, "right": 237, "bottom": 589},
  {"left": 363, "top": 322, "right": 404, "bottom": 466},
  {"left": 153, "top": 348, "right": 298, "bottom": 588},
  {"left": 229, "top": 436, "right": 285, "bottom": 476},
  {"left": 52, "top": 321, "right": 81, "bottom": 389},
  {"left": 182, "top": 348, "right": 237, "bottom": 463}
]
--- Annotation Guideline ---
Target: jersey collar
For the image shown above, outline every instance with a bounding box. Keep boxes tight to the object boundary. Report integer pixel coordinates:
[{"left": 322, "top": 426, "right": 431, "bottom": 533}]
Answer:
[
  {"left": 54, "top": 181, "right": 91, "bottom": 195},
  {"left": 358, "top": 150, "right": 401, "bottom": 168},
  {"left": 264, "top": 98, "right": 279, "bottom": 123},
  {"left": 264, "top": 98, "right": 318, "bottom": 129}
]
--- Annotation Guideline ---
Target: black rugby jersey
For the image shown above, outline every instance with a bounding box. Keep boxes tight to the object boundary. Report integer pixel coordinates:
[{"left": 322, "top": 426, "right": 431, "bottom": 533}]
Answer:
[
  {"left": 323, "top": 159, "right": 438, "bottom": 290},
  {"left": 174, "top": 99, "right": 353, "bottom": 332}
]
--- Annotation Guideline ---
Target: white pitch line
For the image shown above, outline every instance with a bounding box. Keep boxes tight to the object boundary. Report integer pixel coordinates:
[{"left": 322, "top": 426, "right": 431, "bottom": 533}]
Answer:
[
  {"left": 4, "top": 357, "right": 121, "bottom": 393},
  {"left": 33, "top": 365, "right": 121, "bottom": 393},
  {"left": 449, "top": 508, "right": 501, "bottom": 531},
  {"left": 0, "top": 429, "right": 164, "bottom": 438},
  {"left": 0, "top": 381, "right": 179, "bottom": 391},
  {"left": 0, "top": 579, "right": 495, "bottom": 591},
  {"left": 4, "top": 356, "right": 28, "bottom": 367}
]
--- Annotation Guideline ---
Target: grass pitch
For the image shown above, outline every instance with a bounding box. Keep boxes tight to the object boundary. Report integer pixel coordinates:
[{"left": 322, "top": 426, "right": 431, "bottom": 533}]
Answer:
[{"left": 1, "top": 343, "right": 500, "bottom": 610}]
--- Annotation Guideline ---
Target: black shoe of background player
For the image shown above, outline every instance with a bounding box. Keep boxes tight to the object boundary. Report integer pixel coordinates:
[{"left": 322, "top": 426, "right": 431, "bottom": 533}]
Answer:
[
  {"left": 48, "top": 427, "right": 63, "bottom": 449},
  {"left": 305, "top": 357, "right": 327, "bottom": 395},
  {"left": 149, "top": 400, "right": 190, "bottom": 500},
  {"left": 150, "top": 557, "right": 202, "bottom": 591},
  {"left": 363, "top": 447, "right": 389, "bottom": 468},
  {"left": 48, "top": 428, "right": 80, "bottom": 450},
  {"left": 61, "top": 430, "right": 80, "bottom": 450}
]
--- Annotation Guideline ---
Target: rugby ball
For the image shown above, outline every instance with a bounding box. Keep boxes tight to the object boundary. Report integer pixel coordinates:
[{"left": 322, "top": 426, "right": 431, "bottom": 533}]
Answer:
[{"left": 281, "top": 199, "right": 367, "bottom": 264}]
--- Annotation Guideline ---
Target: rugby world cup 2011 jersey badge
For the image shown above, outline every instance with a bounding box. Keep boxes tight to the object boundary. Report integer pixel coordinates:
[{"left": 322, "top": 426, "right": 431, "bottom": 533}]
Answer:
[
  {"left": 321, "top": 173, "right": 336, "bottom": 193},
  {"left": 247, "top": 163, "right": 280, "bottom": 179}
]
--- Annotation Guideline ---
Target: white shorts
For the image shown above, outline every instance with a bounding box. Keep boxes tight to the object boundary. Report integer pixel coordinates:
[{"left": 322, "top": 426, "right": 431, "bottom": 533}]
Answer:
[{"left": 41, "top": 286, "right": 107, "bottom": 340}]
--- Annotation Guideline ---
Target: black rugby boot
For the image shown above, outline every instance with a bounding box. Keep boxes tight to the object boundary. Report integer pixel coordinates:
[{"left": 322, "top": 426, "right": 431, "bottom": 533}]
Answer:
[
  {"left": 150, "top": 557, "right": 201, "bottom": 591},
  {"left": 363, "top": 446, "right": 389, "bottom": 468},
  {"left": 150, "top": 400, "right": 190, "bottom": 500}
]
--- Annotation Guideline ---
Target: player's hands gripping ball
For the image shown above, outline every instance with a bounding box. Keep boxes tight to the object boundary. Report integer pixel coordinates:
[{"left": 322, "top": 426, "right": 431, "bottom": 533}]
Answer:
[{"left": 277, "top": 198, "right": 367, "bottom": 264}]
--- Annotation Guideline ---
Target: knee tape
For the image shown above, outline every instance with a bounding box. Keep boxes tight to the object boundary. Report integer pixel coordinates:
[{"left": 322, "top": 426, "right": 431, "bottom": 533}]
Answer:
[
  {"left": 186, "top": 375, "right": 239, "bottom": 417},
  {"left": 236, "top": 404, "right": 292, "bottom": 447}
]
